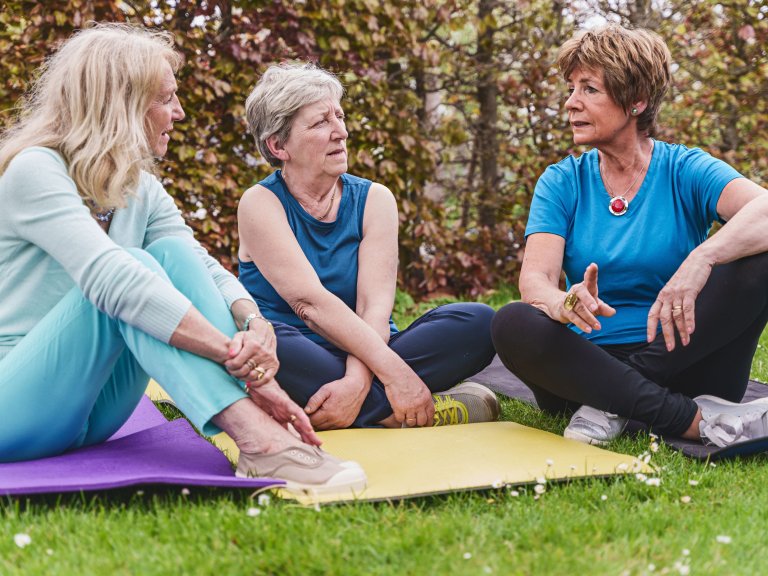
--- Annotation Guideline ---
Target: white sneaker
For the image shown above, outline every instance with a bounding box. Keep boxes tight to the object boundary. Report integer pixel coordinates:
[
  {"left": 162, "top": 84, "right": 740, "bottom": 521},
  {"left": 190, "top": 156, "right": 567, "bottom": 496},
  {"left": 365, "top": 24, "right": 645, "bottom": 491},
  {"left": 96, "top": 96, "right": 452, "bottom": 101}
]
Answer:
[
  {"left": 695, "top": 395, "right": 768, "bottom": 447},
  {"left": 564, "top": 405, "right": 628, "bottom": 446}
]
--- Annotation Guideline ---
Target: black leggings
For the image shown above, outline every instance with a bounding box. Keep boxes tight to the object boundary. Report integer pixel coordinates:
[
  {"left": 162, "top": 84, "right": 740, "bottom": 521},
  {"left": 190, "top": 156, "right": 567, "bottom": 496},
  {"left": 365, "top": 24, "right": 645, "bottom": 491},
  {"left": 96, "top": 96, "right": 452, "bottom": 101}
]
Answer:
[{"left": 491, "top": 252, "right": 768, "bottom": 436}]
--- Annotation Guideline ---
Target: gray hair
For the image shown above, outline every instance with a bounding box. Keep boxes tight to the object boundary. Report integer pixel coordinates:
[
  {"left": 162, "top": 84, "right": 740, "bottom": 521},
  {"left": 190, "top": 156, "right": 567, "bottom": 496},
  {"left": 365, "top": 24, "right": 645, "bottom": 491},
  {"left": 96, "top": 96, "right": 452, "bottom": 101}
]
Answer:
[{"left": 245, "top": 62, "right": 344, "bottom": 167}]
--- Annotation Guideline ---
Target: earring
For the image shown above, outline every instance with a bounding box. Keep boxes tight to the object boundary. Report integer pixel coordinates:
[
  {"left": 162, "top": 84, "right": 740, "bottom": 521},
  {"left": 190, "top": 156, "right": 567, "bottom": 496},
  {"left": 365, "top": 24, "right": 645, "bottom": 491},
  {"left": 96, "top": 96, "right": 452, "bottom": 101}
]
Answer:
[{"left": 631, "top": 107, "right": 638, "bottom": 116}]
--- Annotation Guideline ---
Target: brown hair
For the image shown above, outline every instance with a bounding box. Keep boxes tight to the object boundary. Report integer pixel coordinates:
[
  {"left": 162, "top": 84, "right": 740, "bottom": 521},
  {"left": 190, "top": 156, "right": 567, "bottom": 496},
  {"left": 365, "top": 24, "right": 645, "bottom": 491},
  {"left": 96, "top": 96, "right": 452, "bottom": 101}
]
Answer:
[{"left": 557, "top": 24, "right": 671, "bottom": 137}]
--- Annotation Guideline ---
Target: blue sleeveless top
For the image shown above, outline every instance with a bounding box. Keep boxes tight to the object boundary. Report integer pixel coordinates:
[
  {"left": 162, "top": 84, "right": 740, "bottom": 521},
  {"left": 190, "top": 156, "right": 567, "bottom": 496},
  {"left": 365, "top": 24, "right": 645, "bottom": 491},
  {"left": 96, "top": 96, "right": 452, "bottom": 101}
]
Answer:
[{"left": 239, "top": 170, "right": 398, "bottom": 351}]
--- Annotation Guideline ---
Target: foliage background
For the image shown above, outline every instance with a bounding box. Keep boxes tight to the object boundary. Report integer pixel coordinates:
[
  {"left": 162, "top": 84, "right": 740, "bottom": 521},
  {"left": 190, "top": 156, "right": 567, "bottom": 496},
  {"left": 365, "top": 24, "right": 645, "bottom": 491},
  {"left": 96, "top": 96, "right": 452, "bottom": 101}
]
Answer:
[{"left": 1, "top": 0, "right": 766, "bottom": 297}]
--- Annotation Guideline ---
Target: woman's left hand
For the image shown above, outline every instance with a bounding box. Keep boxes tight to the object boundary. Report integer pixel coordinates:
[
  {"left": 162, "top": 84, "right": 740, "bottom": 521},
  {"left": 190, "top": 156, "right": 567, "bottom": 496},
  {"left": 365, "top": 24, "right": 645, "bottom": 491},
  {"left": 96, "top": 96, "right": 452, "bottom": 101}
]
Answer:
[
  {"left": 247, "top": 380, "right": 322, "bottom": 446},
  {"left": 304, "top": 376, "right": 369, "bottom": 430},
  {"left": 647, "top": 251, "right": 713, "bottom": 351},
  {"left": 224, "top": 323, "right": 278, "bottom": 384}
]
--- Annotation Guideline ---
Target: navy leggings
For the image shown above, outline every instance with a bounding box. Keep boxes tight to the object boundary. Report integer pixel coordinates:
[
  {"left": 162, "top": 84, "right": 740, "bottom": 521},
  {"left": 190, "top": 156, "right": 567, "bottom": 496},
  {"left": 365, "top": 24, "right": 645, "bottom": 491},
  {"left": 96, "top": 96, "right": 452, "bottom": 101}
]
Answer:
[
  {"left": 491, "top": 253, "right": 768, "bottom": 436},
  {"left": 273, "top": 303, "right": 496, "bottom": 427}
]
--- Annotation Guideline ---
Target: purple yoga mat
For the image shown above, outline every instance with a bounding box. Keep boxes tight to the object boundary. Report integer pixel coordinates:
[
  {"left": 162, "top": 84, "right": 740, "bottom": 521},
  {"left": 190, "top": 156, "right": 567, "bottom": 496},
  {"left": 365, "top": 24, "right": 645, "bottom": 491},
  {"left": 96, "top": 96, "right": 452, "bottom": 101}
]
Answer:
[{"left": 0, "top": 396, "right": 283, "bottom": 495}]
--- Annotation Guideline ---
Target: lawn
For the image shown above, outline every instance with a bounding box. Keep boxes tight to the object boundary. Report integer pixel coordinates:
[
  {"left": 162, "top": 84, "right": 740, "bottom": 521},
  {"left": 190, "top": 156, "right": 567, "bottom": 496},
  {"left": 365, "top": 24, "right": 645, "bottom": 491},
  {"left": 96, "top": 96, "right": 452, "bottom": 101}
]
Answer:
[{"left": 2, "top": 289, "right": 768, "bottom": 576}]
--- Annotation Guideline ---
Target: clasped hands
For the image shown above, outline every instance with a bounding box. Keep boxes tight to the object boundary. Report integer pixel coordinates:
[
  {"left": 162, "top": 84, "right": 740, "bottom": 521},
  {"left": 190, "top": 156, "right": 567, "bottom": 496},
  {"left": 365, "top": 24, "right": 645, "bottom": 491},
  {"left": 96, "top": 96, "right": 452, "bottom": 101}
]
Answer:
[{"left": 224, "top": 319, "right": 277, "bottom": 386}]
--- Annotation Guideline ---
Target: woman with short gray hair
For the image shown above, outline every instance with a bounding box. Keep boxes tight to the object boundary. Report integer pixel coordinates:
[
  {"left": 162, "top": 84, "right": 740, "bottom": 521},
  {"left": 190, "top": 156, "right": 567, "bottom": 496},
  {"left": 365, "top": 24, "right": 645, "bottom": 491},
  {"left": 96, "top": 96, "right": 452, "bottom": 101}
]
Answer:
[{"left": 238, "top": 62, "right": 498, "bottom": 430}]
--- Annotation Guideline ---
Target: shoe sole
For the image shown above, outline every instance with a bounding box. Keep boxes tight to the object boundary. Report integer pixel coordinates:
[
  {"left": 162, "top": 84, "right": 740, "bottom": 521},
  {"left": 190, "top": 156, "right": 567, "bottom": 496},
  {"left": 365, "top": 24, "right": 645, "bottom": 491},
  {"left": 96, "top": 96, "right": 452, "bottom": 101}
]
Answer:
[
  {"left": 563, "top": 428, "right": 608, "bottom": 446},
  {"left": 236, "top": 467, "right": 367, "bottom": 496},
  {"left": 695, "top": 394, "right": 768, "bottom": 416},
  {"left": 285, "top": 468, "right": 368, "bottom": 495}
]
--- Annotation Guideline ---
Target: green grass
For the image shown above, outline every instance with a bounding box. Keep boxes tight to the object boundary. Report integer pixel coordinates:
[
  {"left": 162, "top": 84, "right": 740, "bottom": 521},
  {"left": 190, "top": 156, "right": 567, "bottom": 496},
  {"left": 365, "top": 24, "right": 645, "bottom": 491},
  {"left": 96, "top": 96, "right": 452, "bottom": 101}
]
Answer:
[{"left": 3, "top": 288, "right": 768, "bottom": 575}]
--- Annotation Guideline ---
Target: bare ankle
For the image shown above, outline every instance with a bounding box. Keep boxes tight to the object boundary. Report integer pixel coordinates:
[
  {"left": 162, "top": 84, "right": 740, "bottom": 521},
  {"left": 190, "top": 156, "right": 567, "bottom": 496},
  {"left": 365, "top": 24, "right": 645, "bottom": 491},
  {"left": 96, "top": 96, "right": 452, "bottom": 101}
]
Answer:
[
  {"left": 681, "top": 408, "right": 703, "bottom": 441},
  {"left": 212, "top": 398, "right": 298, "bottom": 454}
]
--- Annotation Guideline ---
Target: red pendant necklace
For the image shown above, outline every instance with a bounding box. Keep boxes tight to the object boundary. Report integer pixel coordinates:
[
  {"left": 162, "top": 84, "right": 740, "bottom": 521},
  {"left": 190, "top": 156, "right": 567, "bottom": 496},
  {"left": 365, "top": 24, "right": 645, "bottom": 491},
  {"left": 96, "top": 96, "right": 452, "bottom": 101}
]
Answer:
[{"left": 599, "top": 144, "right": 652, "bottom": 216}]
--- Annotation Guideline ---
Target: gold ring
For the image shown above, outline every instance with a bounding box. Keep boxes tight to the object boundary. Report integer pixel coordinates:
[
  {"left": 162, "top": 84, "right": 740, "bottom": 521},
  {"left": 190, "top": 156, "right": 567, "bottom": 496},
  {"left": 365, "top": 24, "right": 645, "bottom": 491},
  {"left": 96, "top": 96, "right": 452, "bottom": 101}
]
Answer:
[
  {"left": 672, "top": 305, "right": 682, "bottom": 310},
  {"left": 289, "top": 414, "right": 297, "bottom": 423},
  {"left": 254, "top": 367, "right": 266, "bottom": 380},
  {"left": 246, "top": 360, "right": 256, "bottom": 370},
  {"left": 564, "top": 292, "right": 579, "bottom": 311}
]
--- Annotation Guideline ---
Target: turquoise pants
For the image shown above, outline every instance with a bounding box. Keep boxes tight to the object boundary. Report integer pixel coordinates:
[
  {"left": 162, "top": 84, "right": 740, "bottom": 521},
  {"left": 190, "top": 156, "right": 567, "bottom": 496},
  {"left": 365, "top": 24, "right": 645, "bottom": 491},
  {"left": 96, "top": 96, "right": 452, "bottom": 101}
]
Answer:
[{"left": 0, "top": 237, "right": 247, "bottom": 462}]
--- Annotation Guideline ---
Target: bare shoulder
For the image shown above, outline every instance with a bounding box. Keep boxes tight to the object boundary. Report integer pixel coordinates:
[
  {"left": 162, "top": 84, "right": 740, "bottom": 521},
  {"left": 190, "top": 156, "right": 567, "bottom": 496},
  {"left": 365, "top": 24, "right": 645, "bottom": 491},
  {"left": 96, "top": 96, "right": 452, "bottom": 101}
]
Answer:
[
  {"left": 366, "top": 181, "right": 397, "bottom": 209},
  {"left": 239, "top": 183, "right": 282, "bottom": 214}
]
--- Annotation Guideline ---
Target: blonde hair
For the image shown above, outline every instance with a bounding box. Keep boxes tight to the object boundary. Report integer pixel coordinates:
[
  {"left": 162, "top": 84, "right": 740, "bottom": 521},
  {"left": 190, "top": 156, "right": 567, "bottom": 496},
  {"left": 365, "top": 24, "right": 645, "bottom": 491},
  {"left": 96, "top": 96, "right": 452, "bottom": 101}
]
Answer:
[
  {"left": 558, "top": 24, "right": 671, "bottom": 137},
  {"left": 245, "top": 62, "right": 343, "bottom": 167},
  {"left": 0, "top": 22, "right": 182, "bottom": 209}
]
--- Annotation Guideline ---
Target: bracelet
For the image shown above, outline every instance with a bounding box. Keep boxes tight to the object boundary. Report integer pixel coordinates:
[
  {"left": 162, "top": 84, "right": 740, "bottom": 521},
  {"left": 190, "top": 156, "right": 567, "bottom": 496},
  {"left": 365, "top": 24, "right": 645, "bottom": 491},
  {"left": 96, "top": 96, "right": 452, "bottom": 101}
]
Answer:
[{"left": 243, "top": 312, "right": 273, "bottom": 332}]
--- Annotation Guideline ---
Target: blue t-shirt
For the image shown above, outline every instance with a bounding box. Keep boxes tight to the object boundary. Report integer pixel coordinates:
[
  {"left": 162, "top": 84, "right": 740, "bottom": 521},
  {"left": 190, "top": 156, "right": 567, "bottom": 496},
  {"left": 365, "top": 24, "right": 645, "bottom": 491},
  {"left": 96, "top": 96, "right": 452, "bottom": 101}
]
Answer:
[
  {"left": 239, "top": 170, "right": 398, "bottom": 351},
  {"left": 525, "top": 140, "right": 741, "bottom": 345}
]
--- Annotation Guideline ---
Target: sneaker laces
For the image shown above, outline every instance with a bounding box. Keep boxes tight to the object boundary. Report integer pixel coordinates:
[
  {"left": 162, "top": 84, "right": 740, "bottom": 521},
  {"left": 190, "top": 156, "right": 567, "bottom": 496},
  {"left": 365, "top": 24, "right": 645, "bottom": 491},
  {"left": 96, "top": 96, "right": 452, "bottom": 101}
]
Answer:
[
  {"left": 701, "top": 410, "right": 768, "bottom": 447},
  {"left": 433, "top": 394, "right": 468, "bottom": 425}
]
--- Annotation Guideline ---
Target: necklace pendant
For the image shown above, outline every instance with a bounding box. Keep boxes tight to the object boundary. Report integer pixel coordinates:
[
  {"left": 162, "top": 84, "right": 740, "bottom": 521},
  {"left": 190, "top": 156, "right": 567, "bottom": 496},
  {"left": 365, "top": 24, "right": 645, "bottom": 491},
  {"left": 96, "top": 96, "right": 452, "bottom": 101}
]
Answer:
[{"left": 608, "top": 196, "right": 628, "bottom": 216}]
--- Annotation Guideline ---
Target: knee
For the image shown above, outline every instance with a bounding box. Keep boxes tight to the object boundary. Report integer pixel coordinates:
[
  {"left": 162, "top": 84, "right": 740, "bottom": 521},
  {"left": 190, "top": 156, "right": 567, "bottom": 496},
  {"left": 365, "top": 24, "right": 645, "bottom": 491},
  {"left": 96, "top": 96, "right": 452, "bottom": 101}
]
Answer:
[
  {"left": 491, "top": 302, "right": 545, "bottom": 353},
  {"left": 443, "top": 302, "right": 495, "bottom": 345},
  {"left": 124, "top": 246, "right": 164, "bottom": 274},
  {"left": 145, "top": 236, "right": 196, "bottom": 262}
]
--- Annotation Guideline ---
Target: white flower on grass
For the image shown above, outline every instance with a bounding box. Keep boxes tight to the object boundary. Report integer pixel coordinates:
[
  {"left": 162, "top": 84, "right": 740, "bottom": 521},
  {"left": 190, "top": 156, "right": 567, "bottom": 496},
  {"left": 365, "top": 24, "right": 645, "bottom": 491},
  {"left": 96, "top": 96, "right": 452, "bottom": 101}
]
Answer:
[
  {"left": 636, "top": 473, "right": 647, "bottom": 482},
  {"left": 181, "top": 488, "right": 190, "bottom": 496},
  {"left": 14, "top": 533, "right": 31, "bottom": 548},
  {"left": 246, "top": 507, "right": 261, "bottom": 517},
  {"left": 688, "top": 480, "right": 699, "bottom": 486},
  {"left": 46, "top": 549, "right": 53, "bottom": 556},
  {"left": 648, "top": 563, "right": 656, "bottom": 572},
  {"left": 680, "top": 496, "right": 691, "bottom": 504},
  {"left": 257, "top": 494, "right": 271, "bottom": 507},
  {"left": 536, "top": 477, "right": 546, "bottom": 485},
  {"left": 650, "top": 442, "right": 659, "bottom": 453},
  {"left": 534, "top": 484, "right": 546, "bottom": 495},
  {"left": 709, "top": 462, "right": 717, "bottom": 468},
  {"left": 136, "top": 490, "right": 145, "bottom": 496},
  {"left": 600, "top": 494, "right": 608, "bottom": 501},
  {"left": 491, "top": 479, "right": 504, "bottom": 489},
  {"left": 674, "top": 561, "right": 690, "bottom": 575},
  {"left": 509, "top": 490, "right": 520, "bottom": 497},
  {"left": 645, "top": 478, "right": 661, "bottom": 487},
  {"left": 716, "top": 535, "right": 732, "bottom": 544},
  {"left": 463, "top": 552, "right": 472, "bottom": 560},
  {"left": 682, "top": 549, "right": 690, "bottom": 556}
]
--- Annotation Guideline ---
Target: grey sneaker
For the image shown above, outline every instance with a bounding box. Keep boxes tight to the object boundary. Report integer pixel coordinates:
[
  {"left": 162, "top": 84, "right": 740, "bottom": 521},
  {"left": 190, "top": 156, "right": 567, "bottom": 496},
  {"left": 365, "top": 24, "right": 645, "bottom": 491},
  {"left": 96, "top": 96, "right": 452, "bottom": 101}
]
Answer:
[
  {"left": 695, "top": 394, "right": 768, "bottom": 447},
  {"left": 236, "top": 445, "right": 366, "bottom": 495},
  {"left": 432, "top": 381, "right": 500, "bottom": 426},
  {"left": 564, "top": 405, "right": 628, "bottom": 446}
]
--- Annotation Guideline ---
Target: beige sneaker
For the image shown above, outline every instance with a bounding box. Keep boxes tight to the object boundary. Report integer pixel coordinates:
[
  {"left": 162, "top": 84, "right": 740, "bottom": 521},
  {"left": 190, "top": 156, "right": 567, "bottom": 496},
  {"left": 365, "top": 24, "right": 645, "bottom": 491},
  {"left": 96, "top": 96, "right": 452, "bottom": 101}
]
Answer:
[
  {"left": 236, "top": 445, "right": 366, "bottom": 495},
  {"left": 432, "top": 381, "right": 500, "bottom": 426}
]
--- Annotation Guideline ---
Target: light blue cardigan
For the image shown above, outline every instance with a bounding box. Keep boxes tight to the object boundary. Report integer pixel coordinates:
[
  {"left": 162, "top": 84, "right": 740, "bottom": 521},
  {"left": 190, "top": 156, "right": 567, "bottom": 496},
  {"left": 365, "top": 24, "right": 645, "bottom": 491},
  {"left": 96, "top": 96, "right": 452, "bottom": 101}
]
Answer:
[{"left": 0, "top": 147, "right": 252, "bottom": 360}]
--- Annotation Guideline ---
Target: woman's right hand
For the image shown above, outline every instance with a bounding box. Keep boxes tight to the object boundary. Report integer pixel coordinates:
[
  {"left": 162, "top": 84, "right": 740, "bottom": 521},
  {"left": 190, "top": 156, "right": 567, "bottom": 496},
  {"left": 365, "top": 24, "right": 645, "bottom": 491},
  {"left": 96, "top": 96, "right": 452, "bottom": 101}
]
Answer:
[
  {"left": 381, "top": 365, "right": 434, "bottom": 427},
  {"left": 557, "top": 263, "right": 616, "bottom": 332}
]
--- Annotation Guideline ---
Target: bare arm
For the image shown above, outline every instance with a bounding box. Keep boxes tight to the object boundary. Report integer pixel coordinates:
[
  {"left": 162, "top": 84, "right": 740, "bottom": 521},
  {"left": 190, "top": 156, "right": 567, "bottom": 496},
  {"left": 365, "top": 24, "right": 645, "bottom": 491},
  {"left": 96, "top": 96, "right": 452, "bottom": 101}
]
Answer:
[
  {"left": 238, "top": 184, "right": 433, "bottom": 426},
  {"left": 521, "top": 233, "right": 614, "bottom": 333},
  {"left": 648, "top": 178, "right": 768, "bottom": 350}
]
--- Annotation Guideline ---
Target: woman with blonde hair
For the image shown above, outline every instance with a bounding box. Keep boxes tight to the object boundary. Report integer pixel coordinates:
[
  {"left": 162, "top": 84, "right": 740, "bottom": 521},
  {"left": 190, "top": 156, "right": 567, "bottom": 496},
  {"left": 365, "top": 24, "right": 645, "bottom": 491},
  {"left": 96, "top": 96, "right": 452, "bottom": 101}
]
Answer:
[
  {"left": 0, "top": 23, "right": 365, "bottom": 495},
  {"left": 492, "top": 24, "right": 768, "bottom": 448}
]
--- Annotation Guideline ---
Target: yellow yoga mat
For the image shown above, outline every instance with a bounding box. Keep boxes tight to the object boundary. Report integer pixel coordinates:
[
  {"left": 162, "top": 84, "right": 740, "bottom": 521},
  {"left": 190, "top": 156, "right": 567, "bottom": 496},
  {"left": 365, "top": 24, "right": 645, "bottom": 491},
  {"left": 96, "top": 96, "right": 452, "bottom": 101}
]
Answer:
[{"left": 146, "top": 380, "right": 648, "bottom": 505}]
